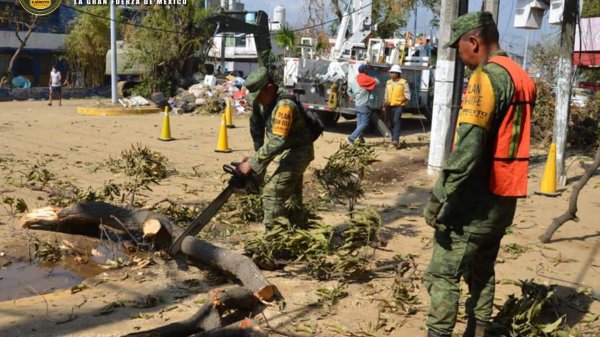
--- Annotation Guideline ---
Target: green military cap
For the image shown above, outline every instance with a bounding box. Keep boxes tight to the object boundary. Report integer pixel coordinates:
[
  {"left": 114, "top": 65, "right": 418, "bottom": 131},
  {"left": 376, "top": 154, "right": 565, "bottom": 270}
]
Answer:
[
  {"left": 444, "top": 11, "right": 496, "bottom": 49},
  {"left": 244, "top": 66, "right": 272, "bottom": 103}
]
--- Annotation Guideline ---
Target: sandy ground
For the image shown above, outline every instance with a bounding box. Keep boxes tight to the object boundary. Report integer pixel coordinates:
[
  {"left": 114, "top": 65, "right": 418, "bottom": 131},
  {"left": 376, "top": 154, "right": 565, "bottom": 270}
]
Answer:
[{"left": 0, "top": 98, "right": 598, "bottom": 337}]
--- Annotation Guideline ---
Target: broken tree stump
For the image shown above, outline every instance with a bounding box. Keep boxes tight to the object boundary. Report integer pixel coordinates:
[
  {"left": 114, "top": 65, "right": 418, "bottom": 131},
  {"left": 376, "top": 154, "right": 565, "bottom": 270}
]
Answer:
[
  {"left": 181, "top": 236, "right": 278, "bottom": 302},
  {"left": 123, "top": 286, "right": 259, "bottom": 337},
  {"left": 193, "top": 318, "right": 268, "bottom": 337},
  {"left": 20, "top": 201, "right": 175, "bottom": 249},
  {"left": 539, "top": 146, "right": 600, "bottom": 243}
]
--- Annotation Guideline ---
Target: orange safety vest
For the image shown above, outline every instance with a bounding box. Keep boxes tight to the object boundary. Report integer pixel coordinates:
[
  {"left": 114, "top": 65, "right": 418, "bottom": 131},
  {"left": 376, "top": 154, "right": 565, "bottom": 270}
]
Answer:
[{"left": 487, "top": 55, "right": 536, "bottom": 197}]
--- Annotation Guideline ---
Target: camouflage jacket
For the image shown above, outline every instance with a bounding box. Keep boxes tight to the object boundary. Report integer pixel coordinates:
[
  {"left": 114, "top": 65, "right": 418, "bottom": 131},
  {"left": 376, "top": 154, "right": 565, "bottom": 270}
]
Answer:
[
  {"left": 248, "top": 91, "right": 314, "bottom": 174},
  {"left": 433, "top": 50, "right": 519, "bottom": 234}
]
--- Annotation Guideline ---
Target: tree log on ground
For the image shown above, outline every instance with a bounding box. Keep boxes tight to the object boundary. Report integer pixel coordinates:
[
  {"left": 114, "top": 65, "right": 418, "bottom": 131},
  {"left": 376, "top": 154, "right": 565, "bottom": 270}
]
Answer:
[
  {"left": 181, "top": 236, "right": 278, "bottom": 302},
  {"left": 539, "top": 146, "right": 600, "bottom": 243},
  {"left": 123, "top": 286, "right": 260, "bottom": 337},
  {"left": 193, "top": 318, "right": 267, "bottom": 337},
  {"left": 19, "top": 201, "right": 175, "bottom": 249}
]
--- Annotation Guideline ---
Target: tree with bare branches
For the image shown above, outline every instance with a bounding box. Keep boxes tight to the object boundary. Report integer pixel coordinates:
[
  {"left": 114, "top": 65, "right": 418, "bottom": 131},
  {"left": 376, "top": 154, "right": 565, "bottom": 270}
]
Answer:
[{"left": 0, "top": 9, "right": 38, "bottom": 86}]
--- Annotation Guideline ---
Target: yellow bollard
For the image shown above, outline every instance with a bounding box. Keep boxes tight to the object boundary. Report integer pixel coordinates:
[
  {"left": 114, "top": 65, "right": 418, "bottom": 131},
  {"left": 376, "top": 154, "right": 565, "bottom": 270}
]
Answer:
[
  {"left": 536, "top": 143, "right": 560, "bottom": 196},
  {"left": 158, "top": 106, "right": 174, "bottom": 141},
  {"left": 215, "top": 113, "right": 232, "bottom": 153},
  {"left": 225, "top": 98, "right": 235, "bottom": 128}
]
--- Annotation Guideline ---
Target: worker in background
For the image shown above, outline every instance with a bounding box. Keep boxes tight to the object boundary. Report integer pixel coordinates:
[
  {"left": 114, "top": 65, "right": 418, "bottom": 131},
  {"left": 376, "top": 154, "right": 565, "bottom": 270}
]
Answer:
[
  {"left": 236, "top": 67, "right": 315, "bottom": 230},
  {"left": 347, "top": 64, "right": 380, "bottom": 145},
  {"left": 422, "top": 12, "right": 535, "bottom": 337},
  {"left": 383, "top": 65, "right": 411, "bottom": 148},
  {"left": 48, "top": 65, "right": 62, "bottom": 106}
]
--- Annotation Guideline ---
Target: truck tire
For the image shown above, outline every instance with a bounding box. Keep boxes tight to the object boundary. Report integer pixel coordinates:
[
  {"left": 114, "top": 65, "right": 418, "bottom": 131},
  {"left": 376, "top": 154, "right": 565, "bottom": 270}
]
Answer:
[{"left": 315, "top": 111, "right": 340, "bottom": 127}]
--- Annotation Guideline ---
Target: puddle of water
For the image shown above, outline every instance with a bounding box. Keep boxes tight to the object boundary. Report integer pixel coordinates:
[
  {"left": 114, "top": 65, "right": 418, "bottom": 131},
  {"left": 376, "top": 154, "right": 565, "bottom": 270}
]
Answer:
[{"left": 0, "top": 262, "right": 85, "bottom": 301}]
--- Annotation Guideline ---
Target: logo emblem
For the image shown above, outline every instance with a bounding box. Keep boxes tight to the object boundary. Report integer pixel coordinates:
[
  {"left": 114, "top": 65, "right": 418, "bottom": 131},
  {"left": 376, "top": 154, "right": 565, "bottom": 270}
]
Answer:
[{"left": 19, "top": 0, "right": 61, "bottom": 16}]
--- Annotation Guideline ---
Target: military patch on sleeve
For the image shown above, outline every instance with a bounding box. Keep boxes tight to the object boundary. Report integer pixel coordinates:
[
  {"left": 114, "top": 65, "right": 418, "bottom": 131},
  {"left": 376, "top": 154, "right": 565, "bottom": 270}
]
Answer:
[
  {"left": 458, "top": 70, "right": 495, "bottom": 131},
  {"left": 272, "top": 104, "right": 293, "bottom": 137}
]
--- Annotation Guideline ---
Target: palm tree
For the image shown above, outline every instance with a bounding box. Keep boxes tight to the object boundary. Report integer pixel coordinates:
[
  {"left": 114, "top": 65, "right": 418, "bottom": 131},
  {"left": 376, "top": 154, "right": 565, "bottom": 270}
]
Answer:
[{"left": 275, "top": 25, "right": 297, "bottom": 58}]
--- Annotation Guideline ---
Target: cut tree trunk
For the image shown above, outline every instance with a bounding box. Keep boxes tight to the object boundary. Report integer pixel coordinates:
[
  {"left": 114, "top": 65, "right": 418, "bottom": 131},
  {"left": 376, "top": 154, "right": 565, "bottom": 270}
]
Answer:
[
  {"left": 20, "top": 202, "right": 175, "bottom": 249},
  {"left": 123, "top": 286, "right": 259, "bottom": 337},
  {"left": 181, "top": 236, "right": 278, "bottom": 302},
  {"left": 192, "top": 318, "right": 267, "bottom": 337},
  {"left": 539, "top": 146, "right": 600, "bottom": 243}
]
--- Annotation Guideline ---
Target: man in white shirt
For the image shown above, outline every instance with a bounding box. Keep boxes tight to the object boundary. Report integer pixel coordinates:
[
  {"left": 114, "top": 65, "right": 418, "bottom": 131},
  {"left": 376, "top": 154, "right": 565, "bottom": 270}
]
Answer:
[{"left": 48, "top": 65, "right": 62, "bottom": 106}]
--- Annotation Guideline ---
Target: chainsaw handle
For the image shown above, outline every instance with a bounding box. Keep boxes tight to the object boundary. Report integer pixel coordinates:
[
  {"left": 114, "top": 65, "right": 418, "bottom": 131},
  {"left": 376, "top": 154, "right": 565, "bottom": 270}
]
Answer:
[{"left": 223, "top": 164, "right": 236, "bottom": 175}]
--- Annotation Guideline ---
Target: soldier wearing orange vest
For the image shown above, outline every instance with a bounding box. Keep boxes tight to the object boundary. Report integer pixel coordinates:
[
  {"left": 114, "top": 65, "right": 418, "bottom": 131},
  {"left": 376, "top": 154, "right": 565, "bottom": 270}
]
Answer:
[
  {"left": 383, "top": 65, "right": 411, "bottom": 147},
  {"left": 422, "top": 12, "right": 535, "bottom": 337}
]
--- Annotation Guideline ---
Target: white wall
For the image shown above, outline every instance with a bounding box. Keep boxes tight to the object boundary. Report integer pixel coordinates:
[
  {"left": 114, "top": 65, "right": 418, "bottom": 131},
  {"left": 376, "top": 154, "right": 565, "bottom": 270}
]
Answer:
[{"left": 0, "top": 31, "right": 65, "bottom": 51}]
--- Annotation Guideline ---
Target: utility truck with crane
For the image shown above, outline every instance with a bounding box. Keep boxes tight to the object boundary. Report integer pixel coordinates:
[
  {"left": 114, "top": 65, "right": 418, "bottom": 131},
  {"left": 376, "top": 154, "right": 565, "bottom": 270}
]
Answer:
[{"left": 282, "top": 0, "right": 435, "bottom": 131}]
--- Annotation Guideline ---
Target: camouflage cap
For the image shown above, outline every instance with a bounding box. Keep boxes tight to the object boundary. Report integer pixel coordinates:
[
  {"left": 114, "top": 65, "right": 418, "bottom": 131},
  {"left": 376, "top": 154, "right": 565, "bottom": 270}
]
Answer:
[
  {"left": 444, "top": 11, "right": 496, "bottom": 49},
  {"left": 244, "top": 66, "right": 272, "bottom": 103}
]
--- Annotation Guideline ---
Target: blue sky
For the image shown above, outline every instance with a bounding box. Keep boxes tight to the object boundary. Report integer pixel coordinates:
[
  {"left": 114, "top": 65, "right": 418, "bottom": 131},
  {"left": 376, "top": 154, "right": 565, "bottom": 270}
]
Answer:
[{"left": 245, "top": 0, "right": 560, "bottom": 57}]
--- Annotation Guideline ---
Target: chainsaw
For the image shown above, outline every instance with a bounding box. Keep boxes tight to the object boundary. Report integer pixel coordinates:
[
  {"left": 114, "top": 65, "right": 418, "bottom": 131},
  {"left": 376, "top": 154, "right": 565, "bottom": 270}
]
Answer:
[{"left": 168, "top": 163, "right": 261, "bottom": 256}]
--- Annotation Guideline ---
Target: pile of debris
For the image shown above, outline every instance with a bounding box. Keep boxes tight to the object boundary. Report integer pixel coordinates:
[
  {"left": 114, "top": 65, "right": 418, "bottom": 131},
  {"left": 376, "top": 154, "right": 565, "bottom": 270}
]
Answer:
[{"left": 169, "top": 75, "right": 249, "bottom": 115}]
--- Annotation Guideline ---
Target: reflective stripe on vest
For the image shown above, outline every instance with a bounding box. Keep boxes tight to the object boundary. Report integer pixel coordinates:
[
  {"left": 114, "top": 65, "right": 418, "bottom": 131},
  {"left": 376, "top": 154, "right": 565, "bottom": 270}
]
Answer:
[
  {"left": 386, "top": 79, "right": 408, "bottom": 107},
  {"left": 487, "top": 55, "right": 536, "bottom": 197}
]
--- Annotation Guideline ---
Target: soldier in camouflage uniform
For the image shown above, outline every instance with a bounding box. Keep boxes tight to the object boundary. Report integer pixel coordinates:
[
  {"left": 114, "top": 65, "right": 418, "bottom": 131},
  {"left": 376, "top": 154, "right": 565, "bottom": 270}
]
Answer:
[
  {"left": 236, "top": 67, "right": 315, "bottom": 229},
  {"left": 422, "top": 12, "right": 535, "bottom": 337}
]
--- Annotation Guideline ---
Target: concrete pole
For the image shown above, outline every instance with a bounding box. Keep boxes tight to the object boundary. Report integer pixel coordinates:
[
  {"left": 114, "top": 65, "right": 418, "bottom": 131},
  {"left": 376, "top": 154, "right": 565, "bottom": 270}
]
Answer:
[
  {"left": 110, "top": 2, "right": 117, "bottom": 104},
  {"left": 523, "top": 30, "right": 529, "bottom": 69},
  {"left": 427, "top": 0, "right": 458, "bottom": 175},
  {"left": 483, "top": 0, "right": 500, "bottom": 24},
  {"left": 553, "top": 0, "right": 578, "bottom": 186}
]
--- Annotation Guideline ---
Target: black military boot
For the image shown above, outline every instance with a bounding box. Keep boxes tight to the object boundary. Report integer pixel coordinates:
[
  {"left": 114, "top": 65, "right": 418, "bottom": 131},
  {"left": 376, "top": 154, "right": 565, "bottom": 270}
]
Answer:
[{"left": 463, "top": 319, "right": 488, "bottom": 337}]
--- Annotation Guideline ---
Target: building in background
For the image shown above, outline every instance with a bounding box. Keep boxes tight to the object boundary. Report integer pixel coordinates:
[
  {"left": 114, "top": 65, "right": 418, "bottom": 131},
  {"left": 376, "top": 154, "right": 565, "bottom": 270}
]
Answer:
[{"left": 0, "top": 0, "right": 76, "bottom": 86}]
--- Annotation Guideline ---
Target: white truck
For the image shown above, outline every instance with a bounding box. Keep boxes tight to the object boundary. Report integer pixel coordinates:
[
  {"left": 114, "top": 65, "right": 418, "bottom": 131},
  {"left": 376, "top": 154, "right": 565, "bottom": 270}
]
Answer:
[{"left": 283, "top": 0, "right": 434, "bottom": 130}]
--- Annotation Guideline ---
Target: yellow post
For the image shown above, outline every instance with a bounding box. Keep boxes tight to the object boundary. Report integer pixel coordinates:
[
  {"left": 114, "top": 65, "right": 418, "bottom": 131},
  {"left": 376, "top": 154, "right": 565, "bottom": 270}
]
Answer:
[
  {"left": 537, "top": 143, "right": 559, "bottom": 196},
  {"left": 225, "top": 98, "right": 235, "bottom": 128},
  {"left": 158, "top": 106, "right": 174, "bottom": 141},
  {"left": 215, "top": 113, "right": 232, "bottom": 153}
]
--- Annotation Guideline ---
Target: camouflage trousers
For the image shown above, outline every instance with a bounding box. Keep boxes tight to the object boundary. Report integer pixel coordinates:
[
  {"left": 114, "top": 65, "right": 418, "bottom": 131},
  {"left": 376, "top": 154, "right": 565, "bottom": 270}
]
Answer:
[
  {"left": 262, "top": 145, "right": 314, "bottom": 229},
  {"left": 423, "top": 227, "right": 506, "bottom": 336}
]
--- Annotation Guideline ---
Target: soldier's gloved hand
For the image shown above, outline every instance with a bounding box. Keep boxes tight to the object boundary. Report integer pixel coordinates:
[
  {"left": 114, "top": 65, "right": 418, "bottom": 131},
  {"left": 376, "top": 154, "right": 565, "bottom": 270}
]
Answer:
[{"left": 423, "top": 195, "right": 443, "bottom": 228}]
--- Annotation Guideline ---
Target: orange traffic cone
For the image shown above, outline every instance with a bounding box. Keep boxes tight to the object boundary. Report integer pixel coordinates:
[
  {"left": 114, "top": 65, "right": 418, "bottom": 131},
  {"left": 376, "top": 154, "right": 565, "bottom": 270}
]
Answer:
[
  {"left": 158, "top": 106, "right": 174, "bottom": 141},
  {"left": 536, "top": 143, "right": 560, "bottom": 197},
  {"left": 215, "top": 113, "right": 232, "bottom": 153},
  {"left": 225, "top": 98, "right": 235, "bottom": 128}
]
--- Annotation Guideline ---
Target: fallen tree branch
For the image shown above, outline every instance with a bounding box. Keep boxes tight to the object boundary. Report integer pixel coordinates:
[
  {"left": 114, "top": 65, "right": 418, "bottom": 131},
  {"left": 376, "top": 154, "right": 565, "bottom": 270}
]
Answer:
[
  {"left": 20, "top": 202, "right": 175, "bottom": 249},
  {"left": 539, "top": 146, "right": 600, "bottom": 243},
  {"left": 193, "top": 318, "right": 267, "bottom": 337},
  {"left": 123, "top": 286, "right": 259, "bottom": 337},
  {"left": 181, "top": 236, "right": 278, "bottom": 302}
]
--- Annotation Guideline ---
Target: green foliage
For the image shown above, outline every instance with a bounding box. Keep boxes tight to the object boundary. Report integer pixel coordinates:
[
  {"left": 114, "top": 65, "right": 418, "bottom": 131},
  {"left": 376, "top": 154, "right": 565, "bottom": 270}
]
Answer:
[
  {"left": 2, "top": 196, "right": 28, "bottom": 214},
  {"left": 582, "top": 0, "right": 600, "bottom": 18},
  {"left": 124, "top": 1, "right": 214, "bottom": 96},
  {"left": 107, "top": 143, "right": 171, "bottom": 207},
  {"left": 31, "top": 238, "right": 63, "bottom": 263},
  {"left": 233, "top": 193, "right": 263, "bottom": 222},
  {"left": 491, "top": 280, "right": 568, "bottom": 337},
  {"left": 569, "top": 92, "right": 600, "bottom": 148},
  {"left": 274, "top": 25, "right": 297, "bottom": 57},
  {"left": 531, "top": 79, "right": 556, "bottom": 141},
  {"left": 530, "top": 36, "right": 560, "bottom": 84},
  {"left": 372, "top": 0, "right": 414, "bottom": 38},
  {"left": 244, "top": 208, "right": 382, "bottom": 280},
  {"left": 64, "top": 6, "right": 120, "bottom": 86},
  {"left": 314, "top": 143, "right": 378, "bottom": 212},
  {"left": 315, "top": 282, "right": 348, "bottom": 312},
  {"left": 26, "top": 163, "right": 55, "bottom": 186}
]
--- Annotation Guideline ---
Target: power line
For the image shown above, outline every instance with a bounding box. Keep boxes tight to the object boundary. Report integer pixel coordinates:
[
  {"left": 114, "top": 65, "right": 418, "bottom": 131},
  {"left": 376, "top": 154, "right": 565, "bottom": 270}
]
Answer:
[{"left": 61, "top": 2, "right": 373, "bottom": 38}]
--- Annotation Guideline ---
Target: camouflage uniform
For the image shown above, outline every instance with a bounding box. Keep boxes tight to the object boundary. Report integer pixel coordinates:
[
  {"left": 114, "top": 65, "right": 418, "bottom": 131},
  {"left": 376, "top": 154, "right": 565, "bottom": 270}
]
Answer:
[
  {"left": 245, "top": 67, "right": 315, "bottom": 229},
  {"left": 422, "top": 12, "right": 527, "bottom": 337}
]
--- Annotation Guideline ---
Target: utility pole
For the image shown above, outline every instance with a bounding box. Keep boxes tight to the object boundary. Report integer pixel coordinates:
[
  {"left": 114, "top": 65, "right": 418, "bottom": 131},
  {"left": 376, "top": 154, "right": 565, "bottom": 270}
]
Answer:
[
  {"left": 523, "top": 30, "right": 530, "bottom": 69},
  {"left": 443, "top": 0, "right": 468, "bottom": 159},
  {"left": 553, "top": 0, "right": 578, "bottom": 186},
  {"left": 483, "top": 0, "right": 500, "bottom": 24},
  {"left": 110, "top": 2, "right": 117, "bottom": 104},
  {"left": 427, "top": 0, "right": 458, "bottom": 175}
]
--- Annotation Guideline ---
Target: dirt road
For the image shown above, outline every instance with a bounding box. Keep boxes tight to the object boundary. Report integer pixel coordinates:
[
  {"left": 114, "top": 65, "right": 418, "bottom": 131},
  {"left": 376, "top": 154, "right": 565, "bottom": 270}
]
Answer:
[{"left": 0, "top": 99, "right": 598, "bottom": 337}]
